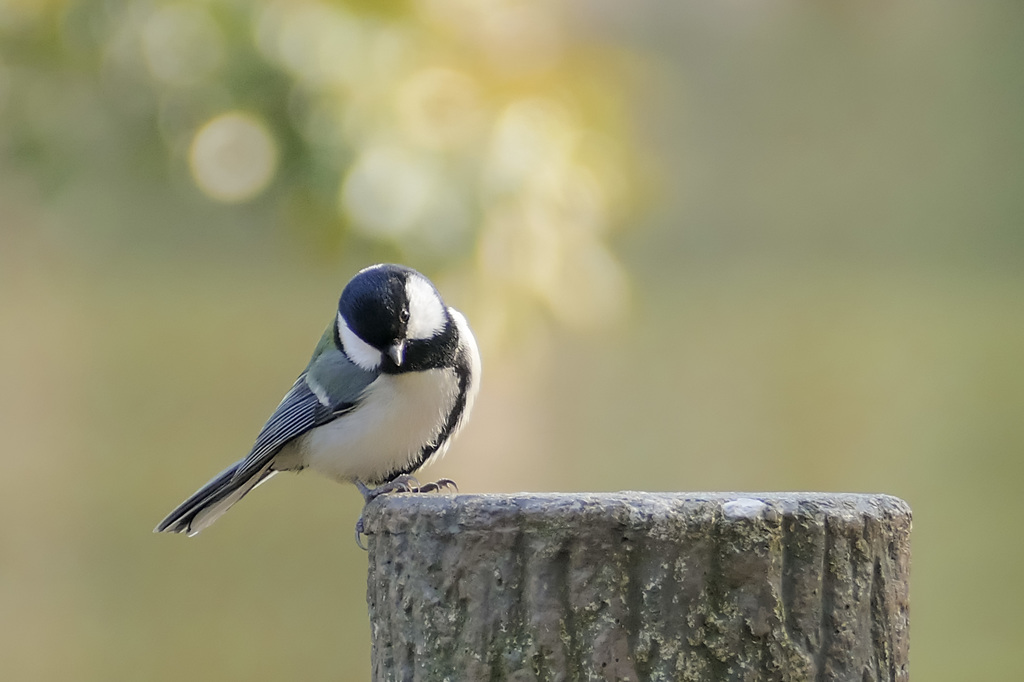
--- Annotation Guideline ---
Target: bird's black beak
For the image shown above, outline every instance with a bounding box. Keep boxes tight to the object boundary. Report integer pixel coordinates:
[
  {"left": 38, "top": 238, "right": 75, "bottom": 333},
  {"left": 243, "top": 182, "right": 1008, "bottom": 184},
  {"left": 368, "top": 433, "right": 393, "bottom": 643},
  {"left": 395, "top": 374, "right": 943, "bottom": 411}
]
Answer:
[{"left": 387, "top": 341, "right": 406, "bottom": 366}]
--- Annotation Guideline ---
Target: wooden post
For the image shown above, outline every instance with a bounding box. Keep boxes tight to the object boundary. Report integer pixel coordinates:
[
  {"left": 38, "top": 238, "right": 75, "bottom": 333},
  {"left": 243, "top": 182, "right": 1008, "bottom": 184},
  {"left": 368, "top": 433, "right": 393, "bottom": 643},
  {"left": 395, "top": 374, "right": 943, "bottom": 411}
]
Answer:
[{"left": 362, "top": 493, "right": 910, "bottom": 682}]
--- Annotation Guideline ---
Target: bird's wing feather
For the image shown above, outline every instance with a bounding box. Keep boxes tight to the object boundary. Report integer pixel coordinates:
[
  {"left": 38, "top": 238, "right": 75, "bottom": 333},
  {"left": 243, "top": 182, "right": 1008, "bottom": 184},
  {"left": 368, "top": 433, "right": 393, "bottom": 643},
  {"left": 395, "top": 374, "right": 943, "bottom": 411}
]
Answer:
[
  {"left": 231, "top": 344, "right": 379, "bottom": 483},
  {"left": 229, "top": 377, "right": 329, "bottom": 483}
]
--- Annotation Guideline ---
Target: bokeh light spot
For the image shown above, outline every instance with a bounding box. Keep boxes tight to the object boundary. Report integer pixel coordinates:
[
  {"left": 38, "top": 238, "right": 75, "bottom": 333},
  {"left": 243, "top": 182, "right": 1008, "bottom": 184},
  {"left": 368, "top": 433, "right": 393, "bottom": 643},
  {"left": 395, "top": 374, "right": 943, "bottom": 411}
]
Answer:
[
  {"left": 256, "top": 1, "right": 363, "bottom": 87},
  {"left": 484, "top": 98, "right": 574, "bottom": 199},
  {"left": 188, "top": 112, "right": 278, "bottom": 203},
  {"left": 142, "top": 4, "right": 223, "bottom": 86},
  {"left": 415, "top": 0, "right": 562, "bottom": 76},
  {"left": 396, "top": 68, "right": 485, "bottom": 150},
  {"left": 340, "top": 146, "right": 436, "bottom": 239}
]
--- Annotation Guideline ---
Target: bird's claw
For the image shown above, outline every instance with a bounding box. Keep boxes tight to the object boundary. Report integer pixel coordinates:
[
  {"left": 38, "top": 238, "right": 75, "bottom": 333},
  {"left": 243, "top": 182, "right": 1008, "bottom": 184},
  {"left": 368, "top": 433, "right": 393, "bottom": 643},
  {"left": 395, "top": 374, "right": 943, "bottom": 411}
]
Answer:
[
  {"left": 355, "top": 516, "right": 368, "bottom": 551},
  {"left": 416, "top": 477, "right": 458, "bottom": 493}
]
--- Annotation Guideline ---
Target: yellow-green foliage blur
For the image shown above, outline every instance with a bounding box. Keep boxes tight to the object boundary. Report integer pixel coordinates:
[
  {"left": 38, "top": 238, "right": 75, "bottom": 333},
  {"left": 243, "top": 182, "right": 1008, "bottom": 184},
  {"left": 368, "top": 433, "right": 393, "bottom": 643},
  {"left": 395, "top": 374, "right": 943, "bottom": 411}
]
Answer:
[{"left": 2, "top": 1, "right": 1022, "bottom": 680}]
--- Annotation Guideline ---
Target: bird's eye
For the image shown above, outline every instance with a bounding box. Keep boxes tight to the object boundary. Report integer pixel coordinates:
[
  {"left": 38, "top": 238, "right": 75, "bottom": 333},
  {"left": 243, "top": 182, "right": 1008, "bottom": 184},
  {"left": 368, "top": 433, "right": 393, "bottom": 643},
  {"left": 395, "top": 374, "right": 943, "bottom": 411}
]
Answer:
[{"left": 399, "top": 308, "right": 410, "bottom": 323}]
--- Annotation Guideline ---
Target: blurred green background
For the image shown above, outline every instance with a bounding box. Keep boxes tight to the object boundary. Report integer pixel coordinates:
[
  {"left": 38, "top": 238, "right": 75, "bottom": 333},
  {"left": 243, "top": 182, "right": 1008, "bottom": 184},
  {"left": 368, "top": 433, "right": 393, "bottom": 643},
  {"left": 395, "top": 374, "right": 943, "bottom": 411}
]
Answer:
[{"left": 2, "top": 0, "right": 1022, "bottom": 679}]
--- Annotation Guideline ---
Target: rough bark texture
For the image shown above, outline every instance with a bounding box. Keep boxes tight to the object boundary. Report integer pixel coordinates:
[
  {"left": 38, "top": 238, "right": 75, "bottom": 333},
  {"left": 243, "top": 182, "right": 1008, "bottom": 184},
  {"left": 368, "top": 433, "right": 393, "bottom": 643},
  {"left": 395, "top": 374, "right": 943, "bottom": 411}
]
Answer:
[{"left": 363, "top": 493, "right": 911, "bottom": 682}]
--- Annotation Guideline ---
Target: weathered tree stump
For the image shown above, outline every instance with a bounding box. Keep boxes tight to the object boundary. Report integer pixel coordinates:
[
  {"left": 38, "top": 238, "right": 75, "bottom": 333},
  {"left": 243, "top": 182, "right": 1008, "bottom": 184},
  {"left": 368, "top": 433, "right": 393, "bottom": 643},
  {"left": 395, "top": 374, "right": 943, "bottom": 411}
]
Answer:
[{"left": 362, "top": 493, "right": 911, "bottom": 682}]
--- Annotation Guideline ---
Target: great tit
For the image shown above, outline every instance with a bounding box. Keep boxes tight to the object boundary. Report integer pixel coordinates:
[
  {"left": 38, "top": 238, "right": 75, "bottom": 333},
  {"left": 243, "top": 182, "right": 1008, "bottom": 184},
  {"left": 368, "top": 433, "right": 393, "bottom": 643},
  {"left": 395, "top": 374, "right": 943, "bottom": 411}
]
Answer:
[{"left": 155, "top": 263, "right": 481, "bottom": 537}]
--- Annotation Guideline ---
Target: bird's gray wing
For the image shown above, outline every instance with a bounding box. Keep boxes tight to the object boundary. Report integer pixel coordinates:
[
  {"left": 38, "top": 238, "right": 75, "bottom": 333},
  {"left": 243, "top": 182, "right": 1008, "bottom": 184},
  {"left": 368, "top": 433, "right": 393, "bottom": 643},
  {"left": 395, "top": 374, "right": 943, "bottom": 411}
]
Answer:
[{"left": 231, "top": 346, "right": 378, "bottom": 483}]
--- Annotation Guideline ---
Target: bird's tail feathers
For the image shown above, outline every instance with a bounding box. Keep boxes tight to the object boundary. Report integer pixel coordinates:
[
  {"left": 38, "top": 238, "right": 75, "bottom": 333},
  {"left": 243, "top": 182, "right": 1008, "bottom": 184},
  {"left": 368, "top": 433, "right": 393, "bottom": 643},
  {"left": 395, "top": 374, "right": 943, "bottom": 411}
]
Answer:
[{"left": 154, "top": 460, "right": 275, "bottom": 536}]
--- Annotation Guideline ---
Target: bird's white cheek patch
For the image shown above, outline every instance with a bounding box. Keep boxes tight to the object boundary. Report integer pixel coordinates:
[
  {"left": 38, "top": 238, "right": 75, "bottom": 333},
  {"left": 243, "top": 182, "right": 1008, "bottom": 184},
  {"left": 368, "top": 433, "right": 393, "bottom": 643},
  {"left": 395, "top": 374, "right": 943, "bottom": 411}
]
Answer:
[
  {"left": 338, "top": 313, "right": 382, "bottom": 371},
  {"left": 405, "top": 275, "right": 447, "bottom": 340}
]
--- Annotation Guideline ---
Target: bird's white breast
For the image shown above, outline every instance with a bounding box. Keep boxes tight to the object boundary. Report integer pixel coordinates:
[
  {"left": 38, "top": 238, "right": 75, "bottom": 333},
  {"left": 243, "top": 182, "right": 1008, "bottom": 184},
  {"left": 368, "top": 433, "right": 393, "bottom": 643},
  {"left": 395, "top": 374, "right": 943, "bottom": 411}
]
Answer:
[{"left": 292, "top": 368, "right": 461, "bottom": 484}]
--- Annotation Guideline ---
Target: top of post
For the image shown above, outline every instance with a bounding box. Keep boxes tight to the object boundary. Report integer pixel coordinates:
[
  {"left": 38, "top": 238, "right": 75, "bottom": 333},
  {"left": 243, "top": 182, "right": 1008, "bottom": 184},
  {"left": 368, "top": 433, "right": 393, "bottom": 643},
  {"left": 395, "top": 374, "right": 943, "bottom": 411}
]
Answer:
[{"left": 360, "top": 491, "right": 911, "bottom": 538}]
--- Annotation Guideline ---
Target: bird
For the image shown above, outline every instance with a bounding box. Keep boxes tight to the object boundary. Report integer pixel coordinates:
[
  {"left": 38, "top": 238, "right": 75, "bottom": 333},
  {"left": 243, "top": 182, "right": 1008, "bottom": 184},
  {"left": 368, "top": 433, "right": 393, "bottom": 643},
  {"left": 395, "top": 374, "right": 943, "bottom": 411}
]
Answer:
[{"left": 154, "top": 263, "right": 481, "bottom": 540}]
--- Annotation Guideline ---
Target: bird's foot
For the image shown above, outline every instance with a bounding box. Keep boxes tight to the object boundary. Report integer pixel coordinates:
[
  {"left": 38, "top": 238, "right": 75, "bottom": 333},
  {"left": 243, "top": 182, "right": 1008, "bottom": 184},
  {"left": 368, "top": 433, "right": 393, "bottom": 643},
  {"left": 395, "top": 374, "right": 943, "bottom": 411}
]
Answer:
[
  {"left": 353, "top": 476, "right": 459, "bottom": 550},
  {"left": 356, "top": 474, "right": 421, "bottom": 503}
]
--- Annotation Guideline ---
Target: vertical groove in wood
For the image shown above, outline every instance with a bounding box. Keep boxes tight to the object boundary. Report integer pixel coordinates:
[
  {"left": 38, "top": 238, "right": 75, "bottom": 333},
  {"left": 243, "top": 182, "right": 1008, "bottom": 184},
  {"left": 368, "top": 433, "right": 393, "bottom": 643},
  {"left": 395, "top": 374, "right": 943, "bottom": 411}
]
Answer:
[{"left": 364, "top": 493, "right": 911, "bottom": 682}]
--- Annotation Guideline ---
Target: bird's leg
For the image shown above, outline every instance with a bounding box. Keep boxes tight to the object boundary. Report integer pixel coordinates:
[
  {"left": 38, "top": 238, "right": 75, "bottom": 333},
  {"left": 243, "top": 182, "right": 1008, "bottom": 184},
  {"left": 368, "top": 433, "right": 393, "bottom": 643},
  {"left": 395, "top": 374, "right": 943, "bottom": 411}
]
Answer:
[{"left": 353, "top": 475, "right": 459, "bottom": 549}]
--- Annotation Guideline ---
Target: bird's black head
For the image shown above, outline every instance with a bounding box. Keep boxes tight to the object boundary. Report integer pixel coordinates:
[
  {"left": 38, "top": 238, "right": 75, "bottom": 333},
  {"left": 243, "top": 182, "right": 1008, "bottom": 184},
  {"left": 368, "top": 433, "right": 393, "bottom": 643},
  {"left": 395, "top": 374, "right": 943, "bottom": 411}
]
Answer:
[{"left": 336, "top": 264, "right": 454, "bottom": 373}]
